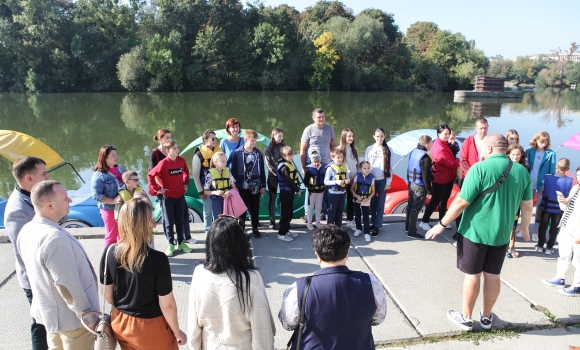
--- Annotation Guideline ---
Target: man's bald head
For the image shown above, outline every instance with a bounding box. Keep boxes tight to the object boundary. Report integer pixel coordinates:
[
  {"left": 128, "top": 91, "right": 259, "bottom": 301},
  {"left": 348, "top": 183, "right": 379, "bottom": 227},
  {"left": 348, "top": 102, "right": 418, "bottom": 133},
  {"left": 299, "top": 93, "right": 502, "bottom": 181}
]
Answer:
[{"left": 482, "top": 133, "right": 508, "bottom": 158}]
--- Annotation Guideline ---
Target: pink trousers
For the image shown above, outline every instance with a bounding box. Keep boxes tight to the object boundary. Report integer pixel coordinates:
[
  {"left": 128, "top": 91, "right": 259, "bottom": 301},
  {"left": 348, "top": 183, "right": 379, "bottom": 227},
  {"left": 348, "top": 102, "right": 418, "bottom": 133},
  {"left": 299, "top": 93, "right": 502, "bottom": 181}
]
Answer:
[{"left": 101, "top": 209, "right": 119, "bottom": 246}]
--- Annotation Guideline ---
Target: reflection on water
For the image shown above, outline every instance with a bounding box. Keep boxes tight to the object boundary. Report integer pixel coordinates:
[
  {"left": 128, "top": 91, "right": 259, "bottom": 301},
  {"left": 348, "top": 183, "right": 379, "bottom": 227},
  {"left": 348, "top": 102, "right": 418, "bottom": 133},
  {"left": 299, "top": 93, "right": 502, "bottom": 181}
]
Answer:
[{"left": 1, "top": 89, "right": 579, "bottom": 198}]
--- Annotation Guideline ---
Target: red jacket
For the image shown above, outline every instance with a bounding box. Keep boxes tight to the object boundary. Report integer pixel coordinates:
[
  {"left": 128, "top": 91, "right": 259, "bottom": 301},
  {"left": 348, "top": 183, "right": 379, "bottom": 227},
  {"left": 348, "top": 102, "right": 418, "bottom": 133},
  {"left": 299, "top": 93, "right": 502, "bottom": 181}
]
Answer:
[
  {"left": 431, "top": 138, "right": 459, "bottom": 184},
  {"left": 459, "top": 135, "right": 480, "bottom": 177},
  {"left": 148, "top": 156, "right": 190, "bottom": 198}
]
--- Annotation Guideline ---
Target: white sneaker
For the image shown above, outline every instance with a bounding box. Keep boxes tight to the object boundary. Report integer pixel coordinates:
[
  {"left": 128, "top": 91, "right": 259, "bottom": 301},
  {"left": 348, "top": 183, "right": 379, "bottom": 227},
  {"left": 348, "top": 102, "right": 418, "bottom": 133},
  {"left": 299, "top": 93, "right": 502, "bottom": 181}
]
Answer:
[
  {"left": 306, "top": 223, "right": 314, "bottom": 231},
  {"left": 516, "top": 231, "right": 523, "bottom": 238},
  {"left": 364, "top": 234, "right": 371, "bottom": 242},
  {"left": 532, "top": 233, "right": 539, "bottom": 242},
  {"left": 419, "top": 222, "right": 431, "bottom": 230},
  {"left": 346, "top": 221, "right": 356, "bottom": 230},
  {"left": 445, "top": 224, "right": 453, "bottom": 229},
  {"left": 287, "top": 231, "right": 299, "bottom": 237},
  {"left": 278, "top": 234, "right": 294, "bottom": 242},
  {"left": 354, "top": 229, "right": 362, "bottom": 237},
  {"left": 315, "top": 222, "right": 322, "bottom": 227},
  {"left": 186, "top": 238, "right": 198, "bottom": 244}
]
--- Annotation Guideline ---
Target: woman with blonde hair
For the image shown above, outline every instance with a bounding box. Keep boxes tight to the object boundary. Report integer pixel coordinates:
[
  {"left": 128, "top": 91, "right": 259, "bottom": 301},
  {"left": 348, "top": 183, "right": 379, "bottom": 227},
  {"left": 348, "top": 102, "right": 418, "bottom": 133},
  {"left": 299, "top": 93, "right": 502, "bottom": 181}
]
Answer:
[{"left": 100, "top": 198, "right": 187, "bottom": 349}]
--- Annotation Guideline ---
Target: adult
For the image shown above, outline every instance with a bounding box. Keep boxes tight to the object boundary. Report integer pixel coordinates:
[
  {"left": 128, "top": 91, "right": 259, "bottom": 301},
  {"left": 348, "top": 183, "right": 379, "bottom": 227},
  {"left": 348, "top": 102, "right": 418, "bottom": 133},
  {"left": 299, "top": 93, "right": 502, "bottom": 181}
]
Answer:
[
  {"left": 279, "top": 225, "right": 387, "bottom": 349},
  {"left": 100, "top": 198, "right": 187, "bottom": 349},
  {"left": 91, "top": 145, "right": 125, "bottom": 246},
  {"left": 264, "top": 127, "right": 286, "bottom": 229},
  {"left": 426, "top": 134, "right": 533, "bottom": 331},
  {"left": 187, "top": 216, "right": 275, "bottom": 349},
  {"left": 192, "top": 129, "right": 223, "bottom": 234},
  {"left": 150, "top": 128, "right": 172, "bottom": 170},
  {"left": 405, "top": 135, "right": 433, "bottom": 239},
  {"left": 456, "top": 118, "right": 489, "bottom": 237},
  {"left": 300, "top": 108, "right": 337, "bottom": 220},
  {"left": 4, "top": 156, "right": 50, "bottom": 350},
  {"left": 219, "top": 118, "right": 245, "bottom": 168},
  {"left": 419, "top": 125, "right": 459, "bottom": 230},
  {"left": 150, "top": 128, "right": 195, "bottom": 243},
  {"left": 18, "top": 180, "right": 100, "bottom": 349},
  {"left": 231, "top": 129, "right": 267, "bottom": 238}
]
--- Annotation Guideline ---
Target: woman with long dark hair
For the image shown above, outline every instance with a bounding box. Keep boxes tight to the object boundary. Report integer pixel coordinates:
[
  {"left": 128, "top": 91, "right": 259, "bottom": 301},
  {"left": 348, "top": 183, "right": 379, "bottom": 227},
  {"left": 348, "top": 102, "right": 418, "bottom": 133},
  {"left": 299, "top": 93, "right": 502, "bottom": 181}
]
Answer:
[
  {"left": 340, "top": 128, "right": 359, "bottom": 230},
  {"left": 100, "top": 198, "right": 187, "bottom": 349},
  {"left": 91, "top": 145, "right": 125, "bottom": 246},
  {"left": 264, "top": 127, "right": 285, "bottom": 229},
  {"left": 364, "top": 128, "right": 393, "bottom": 240},
  {"left": 419, "top": 124, "right": 460, "bottom": 230},
  {"left": 187, "top": 216, "right": 275, "bottom": 349}
]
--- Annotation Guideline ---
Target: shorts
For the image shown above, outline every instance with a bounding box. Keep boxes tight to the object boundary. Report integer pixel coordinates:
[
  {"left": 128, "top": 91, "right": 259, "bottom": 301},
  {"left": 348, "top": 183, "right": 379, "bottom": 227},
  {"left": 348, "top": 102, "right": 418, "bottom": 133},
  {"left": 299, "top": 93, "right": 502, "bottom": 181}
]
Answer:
[{"left": 456, "top": 235, "right": 509, "bottom": 275}]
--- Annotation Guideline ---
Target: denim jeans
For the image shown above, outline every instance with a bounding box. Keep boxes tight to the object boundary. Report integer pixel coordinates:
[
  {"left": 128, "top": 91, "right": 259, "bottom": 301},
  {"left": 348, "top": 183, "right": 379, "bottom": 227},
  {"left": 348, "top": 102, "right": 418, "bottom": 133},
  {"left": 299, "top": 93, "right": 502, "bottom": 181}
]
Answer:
[
  {"left": 161, "top": 196, "right": 186, "bottom": 245},
  {"left": 354, "top": 201, "right": 371, "bottom": 234},
  {"left": 211, "top": 197, "right": 224, "bottom": 221},
  {"left": 202, "top": 195, "right": 212, "bottom": 233},
  {"left": 370, "top": 178, "right": 387, "bottom": 228},
  {"left": 327, "top": 192, "right": 346, "bottom": 227},
  {"left": 405, "top": 183, "right": 427, "bottom": 234},
  {"left": 24, "top": 288, "right": 48, "bottom": 350}
]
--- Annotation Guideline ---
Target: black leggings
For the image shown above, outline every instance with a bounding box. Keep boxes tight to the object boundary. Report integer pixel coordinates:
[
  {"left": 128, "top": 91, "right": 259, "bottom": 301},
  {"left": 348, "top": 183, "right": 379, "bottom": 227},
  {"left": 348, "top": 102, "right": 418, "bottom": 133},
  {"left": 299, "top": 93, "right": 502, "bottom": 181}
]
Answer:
[
  {"left": 422, "top": 181, "right": 454, "bottom": 223},
  {"left": 537, "top": 211, "right": 562, "bottom": 249},
  {"left": 267, "top": 175, "right": 278, "bottom": 224}
]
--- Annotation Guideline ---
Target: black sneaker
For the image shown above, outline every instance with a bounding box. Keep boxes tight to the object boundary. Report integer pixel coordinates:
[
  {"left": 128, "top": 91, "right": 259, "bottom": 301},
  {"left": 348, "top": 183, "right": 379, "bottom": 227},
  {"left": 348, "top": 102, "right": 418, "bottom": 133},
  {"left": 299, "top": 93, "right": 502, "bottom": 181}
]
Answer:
[
  {"left": 371, "top": 228, "right": 379, "bottom": 237},
  {"left": 320, "top": 214, "right": 327, "bottom": 221},
  {"left": 252, "top": 229, "right": 261, "bottom": 238},
  {"left": 447, "top": 310, "right": 473, "bottom": 331},
  {"left": 407, "top": 233, "right": 424, "bottom": 239},
  {"left": 370, "top": 224, "right": 375, "bottom": 231},
  {"left": 268, "top": 222, "right": 275, "bottom": 229},
  {"left": 452, "top": 233, "right": 458, "bottom": 240}
]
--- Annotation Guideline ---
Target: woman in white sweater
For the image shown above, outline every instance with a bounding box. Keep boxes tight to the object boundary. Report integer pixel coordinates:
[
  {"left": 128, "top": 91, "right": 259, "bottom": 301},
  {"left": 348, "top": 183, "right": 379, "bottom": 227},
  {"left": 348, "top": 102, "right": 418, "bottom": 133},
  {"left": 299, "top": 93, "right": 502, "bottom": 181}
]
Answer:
[{"left": 187, "top": 216, "right": 276, "bottom": 349}]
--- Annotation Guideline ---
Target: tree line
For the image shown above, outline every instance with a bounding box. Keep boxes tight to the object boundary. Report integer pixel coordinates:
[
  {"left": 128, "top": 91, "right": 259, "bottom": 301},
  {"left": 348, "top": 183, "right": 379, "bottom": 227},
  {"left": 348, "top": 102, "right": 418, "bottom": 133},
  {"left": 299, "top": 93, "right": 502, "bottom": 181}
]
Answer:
[
  {"left": 487, "top": 43, "right": 580, "bottom": 87},
  {"left": 0, "top": 0, "right": 490, "bottom": 93}
]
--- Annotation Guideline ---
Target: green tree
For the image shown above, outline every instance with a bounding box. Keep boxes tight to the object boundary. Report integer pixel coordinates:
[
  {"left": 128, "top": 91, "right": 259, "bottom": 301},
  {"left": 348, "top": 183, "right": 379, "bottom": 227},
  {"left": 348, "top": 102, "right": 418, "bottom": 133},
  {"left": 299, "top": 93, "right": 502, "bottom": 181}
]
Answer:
[
  {"left": 186, "top": 26, "right": 228, "bottom": 90},
  {"left": 309, "top": 32, "right": 339, "bottom": 90},
  {"left": 567, "top": 62, "right": 580, "bottom": 84},
  {"left": 117, "top": 46, "right": 149, "bottom": 91},
  {"left": 487, "top": 58, "right": 513, "bottom": 78},
  {"left": 251, "top": 22, "right": 290, "bottom": 89},
  {"left": 145, "top": 31, "right": 183, "bottom": 91},
  {"left": 300, "top": 0, "right": 353, "bottom": 25}
]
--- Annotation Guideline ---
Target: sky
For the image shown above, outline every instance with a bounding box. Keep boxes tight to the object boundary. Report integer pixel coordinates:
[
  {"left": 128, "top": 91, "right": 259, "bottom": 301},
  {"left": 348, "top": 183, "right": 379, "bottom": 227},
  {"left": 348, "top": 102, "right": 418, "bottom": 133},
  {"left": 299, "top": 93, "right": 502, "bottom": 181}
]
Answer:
[{"left": 259, "top": 0, "right": 580, "bottom": 59}]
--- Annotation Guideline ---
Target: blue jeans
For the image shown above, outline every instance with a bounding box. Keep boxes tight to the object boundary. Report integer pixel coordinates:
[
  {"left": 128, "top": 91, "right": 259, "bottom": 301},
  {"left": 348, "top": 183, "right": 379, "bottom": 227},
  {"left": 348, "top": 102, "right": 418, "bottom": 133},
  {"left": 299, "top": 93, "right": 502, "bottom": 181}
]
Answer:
[
  {"left": 211, "top": 197, "right": 224, "bottom": 221},
  {"left": 354, "top": 201, "right": 371, "bottom": 234},
  {"left": 371, "top": 178, "right": 386, "bottom": 229},
  {"left": 24, "top": 288, "right": 48, "bottom": 350},
  {"left": 327, "top": 192, "right": 346, "bottom": 227},
  {"left": 202, "top": 196, "right": 212, "bottom": 233}
]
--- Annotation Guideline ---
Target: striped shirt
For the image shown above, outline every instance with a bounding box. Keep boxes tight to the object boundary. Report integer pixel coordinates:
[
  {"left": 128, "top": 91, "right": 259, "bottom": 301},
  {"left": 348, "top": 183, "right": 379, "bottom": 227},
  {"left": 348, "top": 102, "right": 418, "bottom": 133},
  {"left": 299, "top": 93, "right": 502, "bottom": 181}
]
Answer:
[{"left": 561, "top": 190, "right": 578, "bottom": 229}]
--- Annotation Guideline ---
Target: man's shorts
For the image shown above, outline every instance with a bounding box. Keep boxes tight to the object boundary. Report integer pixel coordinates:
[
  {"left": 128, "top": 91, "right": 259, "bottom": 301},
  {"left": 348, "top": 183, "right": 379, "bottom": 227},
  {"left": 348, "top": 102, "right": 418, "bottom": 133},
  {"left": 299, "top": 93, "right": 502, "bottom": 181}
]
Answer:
[{"left": 456, "top": 235, "right": 509, "bottom": 275}]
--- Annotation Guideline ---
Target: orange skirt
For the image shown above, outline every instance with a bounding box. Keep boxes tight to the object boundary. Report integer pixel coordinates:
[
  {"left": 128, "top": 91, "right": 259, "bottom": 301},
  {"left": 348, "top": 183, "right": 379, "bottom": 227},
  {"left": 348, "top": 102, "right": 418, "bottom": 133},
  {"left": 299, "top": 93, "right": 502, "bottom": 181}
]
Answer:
[{"left": 111, "top": 307, "right": 178, "bottom": 350}]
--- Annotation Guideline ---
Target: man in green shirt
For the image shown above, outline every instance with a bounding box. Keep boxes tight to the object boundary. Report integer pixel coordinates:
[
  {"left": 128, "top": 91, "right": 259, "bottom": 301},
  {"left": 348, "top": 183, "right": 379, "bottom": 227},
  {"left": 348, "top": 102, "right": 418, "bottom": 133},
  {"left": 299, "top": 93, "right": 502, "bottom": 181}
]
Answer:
[{"left": 426, "top": 133, "right": 533, "bottom": 331}]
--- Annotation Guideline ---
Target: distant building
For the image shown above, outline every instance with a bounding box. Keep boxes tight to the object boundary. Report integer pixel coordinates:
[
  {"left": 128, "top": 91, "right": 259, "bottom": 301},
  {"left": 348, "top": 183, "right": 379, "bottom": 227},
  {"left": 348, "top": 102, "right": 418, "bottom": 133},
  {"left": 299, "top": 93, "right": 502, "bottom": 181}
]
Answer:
[{"left": 558, "top": 52, "right": 580, "bottom": 63}]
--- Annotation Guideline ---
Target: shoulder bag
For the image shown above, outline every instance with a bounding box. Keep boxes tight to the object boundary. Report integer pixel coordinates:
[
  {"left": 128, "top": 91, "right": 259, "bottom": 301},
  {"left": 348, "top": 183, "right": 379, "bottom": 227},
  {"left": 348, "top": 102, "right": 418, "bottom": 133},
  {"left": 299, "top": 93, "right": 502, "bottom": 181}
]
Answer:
[
  {"left": 476, "top": 160, "right": 513, "bottom": 199},
  {"left": 81, "top": 244, "right": 117, "bottom": 350},
  {"left": 287, "top": 276, "right": 312, "bottom": 350}
]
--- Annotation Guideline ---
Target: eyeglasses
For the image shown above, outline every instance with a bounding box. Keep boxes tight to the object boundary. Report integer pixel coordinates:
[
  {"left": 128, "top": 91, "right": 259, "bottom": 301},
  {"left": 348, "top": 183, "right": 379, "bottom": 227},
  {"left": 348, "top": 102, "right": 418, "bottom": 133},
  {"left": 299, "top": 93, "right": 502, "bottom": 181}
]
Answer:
[{"left": 106, "top": 145, "right": 116, "bottom": 150}]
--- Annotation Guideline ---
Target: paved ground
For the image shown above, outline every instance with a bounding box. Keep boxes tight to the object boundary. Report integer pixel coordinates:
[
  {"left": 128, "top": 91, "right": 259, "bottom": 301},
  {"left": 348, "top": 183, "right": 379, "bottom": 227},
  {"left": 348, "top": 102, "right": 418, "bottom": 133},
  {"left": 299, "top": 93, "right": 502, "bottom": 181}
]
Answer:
[{"left": 0, "top": 216, "right": 579, "bottom": 349}]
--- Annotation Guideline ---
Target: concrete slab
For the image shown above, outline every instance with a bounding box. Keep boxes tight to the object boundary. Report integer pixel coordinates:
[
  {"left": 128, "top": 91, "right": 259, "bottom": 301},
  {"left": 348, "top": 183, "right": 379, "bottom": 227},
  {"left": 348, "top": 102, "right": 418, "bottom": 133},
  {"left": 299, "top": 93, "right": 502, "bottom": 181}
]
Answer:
[
  {"left": 250, "top": 228, "right": 420, "bottom": 349},
  {"left": 355, "top": 221, "right": 552, "bottom": 337},
  {"left": 387, "top": 326, "right": 580, "bottom": 350},
  {"left": 0, "top": 276, "right": 34, "bottom": 349},
  {"left": 0, "top": 244, "right": 16, "bottom": 285}
]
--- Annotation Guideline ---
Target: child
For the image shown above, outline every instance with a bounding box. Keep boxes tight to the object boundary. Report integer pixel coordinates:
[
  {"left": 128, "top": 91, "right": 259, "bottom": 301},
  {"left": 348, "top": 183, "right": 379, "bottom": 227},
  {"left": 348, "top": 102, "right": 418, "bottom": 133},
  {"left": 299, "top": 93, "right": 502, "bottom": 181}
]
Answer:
[
  {"left": 339, "top": 128, "right": 359, "bottom": 230},
  {"left": 365, "top": 128, "right": 394, "bottom": 237},
  {"left": 324, "top": 147, "right": 350, "bottom": 227},
  {"left": 231, "top": 129, "right": 267, "bottom": 238},
  {"left": 541, "top": 166, "right": 580, "bottom": 297},
  {"left": 277, "top": 146, "right": 301, "bottom": 242},
  {"left": 525, "top": 131, "right": 557, "bottom": 241},
  {"left": 536, "top": 158, "right": 573, "bottom": 255},
  {"left": 505, "top": 129, "right": 520, "bottom": 145},
  {"left": 264, "top": 127, "right": 286, "bottom": 229},
  {"left": 303, "top": 152, "right": 325, "bottom": 231},
  {"left": 351, "top": 161, "right": 375, "bottom": 242},
  {"left": 115, "top": 170, "right": 145, "bottom": 221},
  {"left": 192, "top": 129, "right": 223, "bottom": 234},
  {"left": 204, "top": 152, "right": 237, "bottom": 222},
  {"left": 148, "top": 140, "right": 193, "bottom": 257},
  {"left": 505, "top": 144, "right": 529, "bottom": 258}
]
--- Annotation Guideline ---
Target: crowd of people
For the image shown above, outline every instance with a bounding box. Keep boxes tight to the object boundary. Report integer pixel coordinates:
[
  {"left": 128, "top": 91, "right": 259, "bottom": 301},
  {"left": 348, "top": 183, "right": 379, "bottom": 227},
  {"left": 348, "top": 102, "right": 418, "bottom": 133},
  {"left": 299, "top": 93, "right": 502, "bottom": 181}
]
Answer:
[{"left": 4, "top": 108, "right": 579, "bottom": 349}]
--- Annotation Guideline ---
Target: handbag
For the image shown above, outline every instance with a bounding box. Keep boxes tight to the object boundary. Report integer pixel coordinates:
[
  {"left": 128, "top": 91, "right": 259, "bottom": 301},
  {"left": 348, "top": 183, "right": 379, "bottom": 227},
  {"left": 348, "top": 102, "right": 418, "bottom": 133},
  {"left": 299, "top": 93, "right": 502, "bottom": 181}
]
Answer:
[
  {"left": 286, "top": 276, "right": 312, "bottom": 350},
  {"left": 81, "top": 244, "right": 117, "bottom": 350}
]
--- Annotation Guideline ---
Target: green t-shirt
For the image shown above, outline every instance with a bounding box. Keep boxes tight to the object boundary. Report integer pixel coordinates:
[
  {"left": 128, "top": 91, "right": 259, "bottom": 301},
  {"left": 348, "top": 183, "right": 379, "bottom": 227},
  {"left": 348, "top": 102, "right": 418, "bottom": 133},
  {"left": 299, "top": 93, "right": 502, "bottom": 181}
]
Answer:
[{"left": 458, "top": 154, "right": 532, "bottom": 246}]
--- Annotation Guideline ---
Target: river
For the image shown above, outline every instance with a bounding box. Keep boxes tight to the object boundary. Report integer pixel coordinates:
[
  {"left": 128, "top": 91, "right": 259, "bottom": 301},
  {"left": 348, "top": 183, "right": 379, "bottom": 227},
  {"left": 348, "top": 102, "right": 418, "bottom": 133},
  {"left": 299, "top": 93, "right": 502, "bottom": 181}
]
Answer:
[{"left": 1, "top": 88, "right": 579, "bottom": 198}]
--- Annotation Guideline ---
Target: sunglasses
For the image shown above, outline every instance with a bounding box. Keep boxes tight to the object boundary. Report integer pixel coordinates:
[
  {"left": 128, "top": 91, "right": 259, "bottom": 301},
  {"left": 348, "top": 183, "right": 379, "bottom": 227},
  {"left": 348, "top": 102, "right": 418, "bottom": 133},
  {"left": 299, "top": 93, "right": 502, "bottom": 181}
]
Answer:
[{"left": 106, "top": 145, "right": 116, "bottom": 150}]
